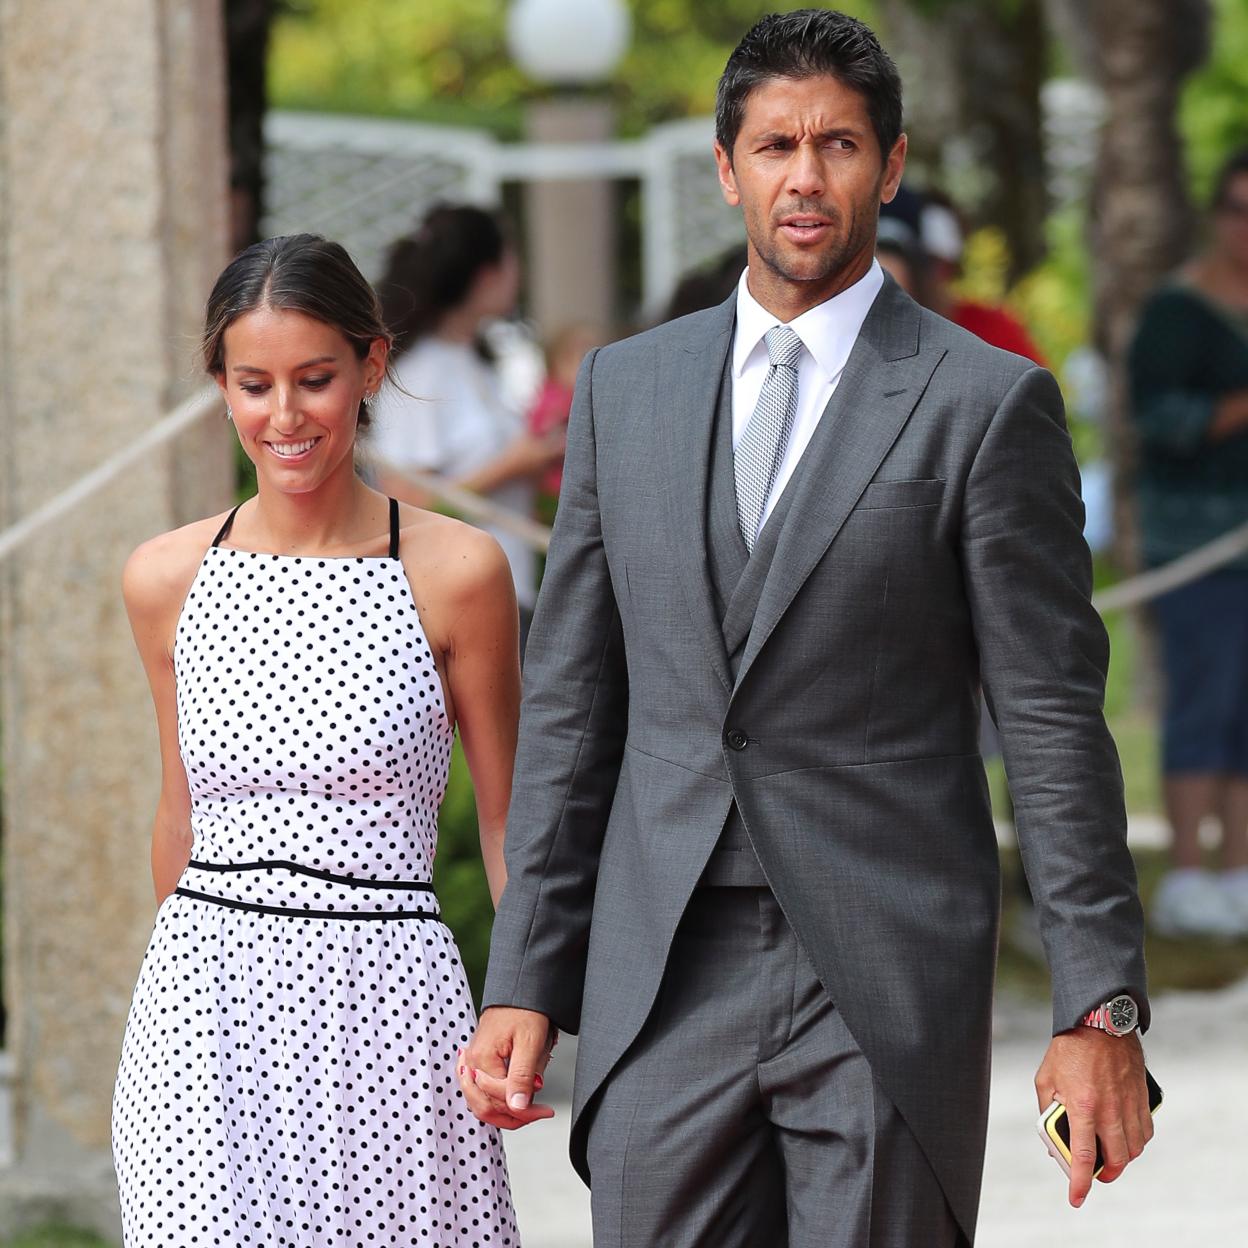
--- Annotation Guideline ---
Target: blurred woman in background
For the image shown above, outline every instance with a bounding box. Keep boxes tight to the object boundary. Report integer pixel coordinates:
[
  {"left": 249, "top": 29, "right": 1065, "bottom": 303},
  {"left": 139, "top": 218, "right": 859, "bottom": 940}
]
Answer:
[
  {"left": 372, "top": 204, "right": 564, "bottom": 644},
  {"left": 1130, "top": 147, "right": 1248, "bottom": 939}
]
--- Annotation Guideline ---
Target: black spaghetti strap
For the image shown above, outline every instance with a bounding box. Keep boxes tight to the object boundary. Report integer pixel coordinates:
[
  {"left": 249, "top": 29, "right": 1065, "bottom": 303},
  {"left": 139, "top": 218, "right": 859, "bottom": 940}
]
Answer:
[
  {"left": 388, "top": 497, "right": 400, "bottom": 559},
  {"left": 212, "top": 504, "right": 242, "bottom": 548}
]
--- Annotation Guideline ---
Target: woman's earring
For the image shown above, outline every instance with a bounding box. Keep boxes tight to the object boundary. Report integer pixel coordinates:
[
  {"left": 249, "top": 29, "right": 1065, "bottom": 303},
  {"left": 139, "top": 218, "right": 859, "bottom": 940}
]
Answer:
[
  {"left": 225, "top": 405, "right": 234, "bottom": 422},
  {"left": 363, "top": 391, "right": 377, "bottom": 409}
]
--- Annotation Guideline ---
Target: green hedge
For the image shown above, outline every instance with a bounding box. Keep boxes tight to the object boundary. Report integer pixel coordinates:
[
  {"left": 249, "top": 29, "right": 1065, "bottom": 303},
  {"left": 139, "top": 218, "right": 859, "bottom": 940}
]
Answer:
[{"left": 432, "top": 742, "right": 495, "bottom": 1004}]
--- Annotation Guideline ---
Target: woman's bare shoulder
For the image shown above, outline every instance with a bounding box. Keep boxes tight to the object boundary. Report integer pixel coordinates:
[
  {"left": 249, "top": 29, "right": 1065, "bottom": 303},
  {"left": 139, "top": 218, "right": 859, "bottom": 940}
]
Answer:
[
  {"left": 394, "top": 506, "right": 514, "bottom": 644},
  {"left": 122, "top": 511, "right": 229, "bottom": 620},
  {"left": 397, "top": 506, "right": 510, "bottom": 586}
]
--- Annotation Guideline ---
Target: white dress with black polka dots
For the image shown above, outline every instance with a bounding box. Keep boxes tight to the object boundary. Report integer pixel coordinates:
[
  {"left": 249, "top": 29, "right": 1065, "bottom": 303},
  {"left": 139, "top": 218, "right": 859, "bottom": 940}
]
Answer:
[{"left": 112, "top": 500, "right": 518, "bottom": 1247}]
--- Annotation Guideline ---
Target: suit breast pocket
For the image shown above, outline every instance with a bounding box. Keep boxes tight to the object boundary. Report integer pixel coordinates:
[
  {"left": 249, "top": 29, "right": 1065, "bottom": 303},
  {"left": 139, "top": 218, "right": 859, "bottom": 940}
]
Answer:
[{"left": 855, "top": 478, "right": 945, "bottom": 511}]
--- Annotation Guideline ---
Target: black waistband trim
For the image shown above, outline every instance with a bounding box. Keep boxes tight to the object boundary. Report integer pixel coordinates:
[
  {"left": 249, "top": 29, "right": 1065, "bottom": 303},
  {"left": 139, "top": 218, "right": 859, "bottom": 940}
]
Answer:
[
  {"left": 175, "top": 888, "right": 443, "bottom": 922},
  {"left": 186, "top": 858, "right": 435, "bottom": 892}
]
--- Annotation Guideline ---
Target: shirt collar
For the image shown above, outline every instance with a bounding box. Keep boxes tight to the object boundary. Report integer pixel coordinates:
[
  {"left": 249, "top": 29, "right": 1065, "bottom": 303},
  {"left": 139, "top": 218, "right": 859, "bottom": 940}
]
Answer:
[{"left": 732, "top": 258, "right": 884, "bottom": 383}]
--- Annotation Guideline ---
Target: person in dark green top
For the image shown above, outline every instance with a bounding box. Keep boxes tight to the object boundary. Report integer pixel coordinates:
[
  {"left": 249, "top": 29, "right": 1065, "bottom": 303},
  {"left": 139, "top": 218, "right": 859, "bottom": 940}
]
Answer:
[{"left": 1128, "top": 147, "right": 1248, "bottom": 939}]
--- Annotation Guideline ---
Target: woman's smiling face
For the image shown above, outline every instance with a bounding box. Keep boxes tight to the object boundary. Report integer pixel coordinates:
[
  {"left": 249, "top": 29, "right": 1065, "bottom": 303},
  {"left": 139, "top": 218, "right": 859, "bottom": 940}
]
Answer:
[{"left": 217, "top": 305, "right": 386, "bottom": 494}]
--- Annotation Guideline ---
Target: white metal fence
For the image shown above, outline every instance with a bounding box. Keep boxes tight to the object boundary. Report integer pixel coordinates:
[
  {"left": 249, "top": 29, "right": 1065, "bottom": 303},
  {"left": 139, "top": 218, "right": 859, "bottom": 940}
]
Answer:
[{"left": 261, "top": 110, "right": 745, "bottom": 316}]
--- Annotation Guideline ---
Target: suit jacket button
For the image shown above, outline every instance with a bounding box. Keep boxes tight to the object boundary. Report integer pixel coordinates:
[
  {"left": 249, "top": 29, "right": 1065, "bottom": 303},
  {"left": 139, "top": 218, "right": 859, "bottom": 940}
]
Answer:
[{"left": 726, "top": 729, "right": 748, "bottom": 751}]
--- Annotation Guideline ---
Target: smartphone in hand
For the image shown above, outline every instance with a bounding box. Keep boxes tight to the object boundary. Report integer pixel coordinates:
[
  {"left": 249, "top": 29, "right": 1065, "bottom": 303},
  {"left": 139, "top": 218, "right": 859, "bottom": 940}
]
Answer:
[{"left": 1036, "top": 1068, "right": 1164, "bottom": 1178}]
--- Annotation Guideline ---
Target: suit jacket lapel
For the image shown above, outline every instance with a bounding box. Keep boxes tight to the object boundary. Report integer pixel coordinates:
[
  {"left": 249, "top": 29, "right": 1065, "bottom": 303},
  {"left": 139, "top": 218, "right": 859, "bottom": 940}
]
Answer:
[
  {"left": 660, "top": 294, "right": 737, "bottom": 696},
  {"left": 733, "top": 279, "right": 945, "bottom": 693}
]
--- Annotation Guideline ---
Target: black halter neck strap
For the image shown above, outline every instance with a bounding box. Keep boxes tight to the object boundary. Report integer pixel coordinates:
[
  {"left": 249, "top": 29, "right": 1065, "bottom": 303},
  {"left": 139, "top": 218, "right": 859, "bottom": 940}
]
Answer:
[
  {"left": 211, "top": 504, "right": 242, "bottom": 548},
  {"left": 210, "top": 498, "right": 400, "bottom": 558}
]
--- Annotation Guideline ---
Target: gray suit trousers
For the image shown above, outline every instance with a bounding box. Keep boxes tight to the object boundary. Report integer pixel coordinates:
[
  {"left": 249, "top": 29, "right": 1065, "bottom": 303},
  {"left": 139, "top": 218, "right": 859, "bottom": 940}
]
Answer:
[{"left": 584, "top": 886, "right": 962, "bottom": 1248}]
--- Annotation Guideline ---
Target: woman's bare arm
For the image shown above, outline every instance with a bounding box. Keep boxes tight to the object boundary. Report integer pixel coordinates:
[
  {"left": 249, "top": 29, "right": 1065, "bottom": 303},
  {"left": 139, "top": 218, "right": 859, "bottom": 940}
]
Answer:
[
  {"left": 408, "top": 518, "right": 521, "bottom": 907},
  {"left": 122, "top": 528, "right": 209, "bottom": 903}
]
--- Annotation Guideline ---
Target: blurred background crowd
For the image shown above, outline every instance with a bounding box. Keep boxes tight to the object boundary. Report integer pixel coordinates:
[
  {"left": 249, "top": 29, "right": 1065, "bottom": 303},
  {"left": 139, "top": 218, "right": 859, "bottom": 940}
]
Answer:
[{"left": 2, "top": 1, "right": 1247, "bottom": 1242}]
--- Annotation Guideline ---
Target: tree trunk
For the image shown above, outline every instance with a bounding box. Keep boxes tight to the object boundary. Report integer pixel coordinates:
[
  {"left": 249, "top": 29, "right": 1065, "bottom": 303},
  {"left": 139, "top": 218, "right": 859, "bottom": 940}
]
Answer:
[
  {"left": 225, "top": 0, "right": 274, "bottom": 253},
  {"left": 877, "top": 0, "right": 1050, "bottom": 282},
  {"left": 1082, "top": 0, "right": 1210, "bottom": 574}
]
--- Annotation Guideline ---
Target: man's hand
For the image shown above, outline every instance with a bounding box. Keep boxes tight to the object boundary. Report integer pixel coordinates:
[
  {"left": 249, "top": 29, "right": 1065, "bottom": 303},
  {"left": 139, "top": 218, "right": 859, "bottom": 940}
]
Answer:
[
  {"left": 458, "top": 1005, "right": 557, "bottom": 1130},
  {"left": 1035, "top": 1028, "right": 1153, "bottom": 1208}
]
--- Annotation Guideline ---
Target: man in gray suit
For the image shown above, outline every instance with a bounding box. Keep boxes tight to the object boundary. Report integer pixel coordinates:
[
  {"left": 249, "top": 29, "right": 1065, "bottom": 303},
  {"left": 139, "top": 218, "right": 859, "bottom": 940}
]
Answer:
[{"left": 461, "top": 10, "right": 1153, "bottom": 1245}]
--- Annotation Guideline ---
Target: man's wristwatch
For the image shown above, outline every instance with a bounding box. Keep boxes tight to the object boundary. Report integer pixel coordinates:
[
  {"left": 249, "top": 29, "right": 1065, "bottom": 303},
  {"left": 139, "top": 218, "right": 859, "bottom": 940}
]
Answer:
[{"left": 1081, "top": 993, "right": 1140, "bottom": 1037}]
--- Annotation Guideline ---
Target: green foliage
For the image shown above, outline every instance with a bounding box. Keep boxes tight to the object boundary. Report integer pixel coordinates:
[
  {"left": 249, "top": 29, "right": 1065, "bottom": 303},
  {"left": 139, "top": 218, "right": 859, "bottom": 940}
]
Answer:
[
  {"left": 1006, "top": 209, "right": 1092, "bottom": 377},
  {"left": 270, "top": 1, "right": 876, "bottom": 137},
  {"left": 955, "top": 207, "right": 1101, "bottom": 461},
  {"left": 610, "top": 0, "right": 874, "bottom": 136},
  {"left": 996, "top": 847, "right": 1248, "bottom": 998},
  {"left": 269, "top": 0, "right": 1248, "bottom": 224},
  {"left": 235, "top": 441, "right": 257, "bottom": 503},
  {"left": 0, "top": 1228, "right": 111, "bottom": 1248},
  {"left": 432, "top": 740, "right": 494, "bottom": 1002},
  {"left": 1180, "top": 0, "right": 1248, "bottom": 204},
  {"left": 270, "top": 0, "right": 530, "bottom": 133},
  {"left": 902, "top": 0, "right": 1029, "bottom": 16}
]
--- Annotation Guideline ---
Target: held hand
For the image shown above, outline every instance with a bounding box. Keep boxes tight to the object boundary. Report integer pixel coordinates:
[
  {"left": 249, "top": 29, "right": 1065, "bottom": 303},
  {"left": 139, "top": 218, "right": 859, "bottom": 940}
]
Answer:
[
  {"left": 1035, "top": 1028, "right": 1152, "bottom": 1208},
  {"left": 508, "top": 430, "right": 567, "bottom": 477},
  {"left": 458, "top": 1006, "right": 557, "bottom": 1130}
]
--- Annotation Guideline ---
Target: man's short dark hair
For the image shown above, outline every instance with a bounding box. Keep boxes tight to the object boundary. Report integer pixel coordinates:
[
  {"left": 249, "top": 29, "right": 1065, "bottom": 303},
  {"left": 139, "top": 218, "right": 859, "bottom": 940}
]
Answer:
[{"left": 715, "top": 9, "right": 903, "bottom": 163}]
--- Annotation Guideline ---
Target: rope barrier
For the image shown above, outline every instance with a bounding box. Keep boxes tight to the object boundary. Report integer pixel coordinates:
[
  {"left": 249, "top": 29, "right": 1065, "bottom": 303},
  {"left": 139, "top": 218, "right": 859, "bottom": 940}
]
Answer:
[
  {"left": 0, "top": 386, "right": 223, "bottom": 564},
  {"left": 0, "top": 384, "right": 1241, "bottom": 603},
  {"left": 0, "top": 387, "right": 552, "bottom": 566},
  {"left": 376, "top": 464, "right": 553, "bottom": 553},
  {"left": 1091, "top": 519, "right": 1248, "bottom": 613}
]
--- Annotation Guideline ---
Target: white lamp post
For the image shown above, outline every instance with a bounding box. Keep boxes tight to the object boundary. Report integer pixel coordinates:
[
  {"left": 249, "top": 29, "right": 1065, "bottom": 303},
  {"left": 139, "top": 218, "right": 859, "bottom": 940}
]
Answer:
[
  {"left": 507, "top": 0, "right": 631, "bottom": 86},
  {"left": 506, "top": 0, "right": 632, "bottom": 334}
]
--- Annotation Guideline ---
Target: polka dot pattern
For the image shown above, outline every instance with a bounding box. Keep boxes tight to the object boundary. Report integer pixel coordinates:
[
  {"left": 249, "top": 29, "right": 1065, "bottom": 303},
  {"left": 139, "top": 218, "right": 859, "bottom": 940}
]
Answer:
[{"left": 112, "top": 536, "right": 517, "bottom": 1246}]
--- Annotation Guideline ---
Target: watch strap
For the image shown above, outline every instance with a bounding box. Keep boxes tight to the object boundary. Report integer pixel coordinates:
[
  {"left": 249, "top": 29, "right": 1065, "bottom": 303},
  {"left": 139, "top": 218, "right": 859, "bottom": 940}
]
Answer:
[
  {"left": 1081, "top": 993, "right": 1138, "bottom": 1036},
  {"left": 1082, "top": 1003, "right": 1111, "bottom": 1030}
]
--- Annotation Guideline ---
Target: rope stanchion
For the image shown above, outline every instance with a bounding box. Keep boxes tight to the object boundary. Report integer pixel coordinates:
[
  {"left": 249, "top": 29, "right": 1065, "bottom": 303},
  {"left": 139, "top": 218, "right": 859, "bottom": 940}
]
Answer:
[{"left": 0, "top": 386, "right": 224, "bottom": 564}]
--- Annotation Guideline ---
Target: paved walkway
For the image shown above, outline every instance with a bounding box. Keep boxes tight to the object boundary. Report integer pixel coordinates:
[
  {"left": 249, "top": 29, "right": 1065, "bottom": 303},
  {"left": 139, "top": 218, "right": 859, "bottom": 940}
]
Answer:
[{"left": 503, "top": 976, "right": 1248, "bottom": 1246}]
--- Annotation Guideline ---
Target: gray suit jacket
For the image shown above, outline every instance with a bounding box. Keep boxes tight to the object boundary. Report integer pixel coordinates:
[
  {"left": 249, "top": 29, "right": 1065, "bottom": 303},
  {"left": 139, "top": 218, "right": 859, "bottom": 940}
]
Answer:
[{"left": 482, "top": 276, "right": 1148, "bottom": 1235}]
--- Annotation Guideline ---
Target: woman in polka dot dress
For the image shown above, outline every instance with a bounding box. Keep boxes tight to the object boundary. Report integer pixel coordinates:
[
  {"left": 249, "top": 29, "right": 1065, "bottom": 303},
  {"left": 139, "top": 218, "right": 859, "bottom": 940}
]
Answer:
[{"left": 112, "top": 235, "right": 522, "bottom": 1246}]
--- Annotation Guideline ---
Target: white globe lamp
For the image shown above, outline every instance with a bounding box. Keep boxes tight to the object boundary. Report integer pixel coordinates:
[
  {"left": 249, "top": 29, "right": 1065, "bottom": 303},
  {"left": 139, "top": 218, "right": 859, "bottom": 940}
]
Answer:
[{"left": 507, "top": 0, "right": 632, "bottom": 86}]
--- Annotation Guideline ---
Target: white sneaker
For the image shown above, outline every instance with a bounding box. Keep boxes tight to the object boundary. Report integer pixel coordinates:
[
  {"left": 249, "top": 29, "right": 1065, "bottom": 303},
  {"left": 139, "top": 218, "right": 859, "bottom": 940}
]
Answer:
[
  {"left": 1218, "top": 868, "right": 1248, "bottom": 936},
  {"left": 1150, "top": 868, "right": 1244, "bottom": 939}
]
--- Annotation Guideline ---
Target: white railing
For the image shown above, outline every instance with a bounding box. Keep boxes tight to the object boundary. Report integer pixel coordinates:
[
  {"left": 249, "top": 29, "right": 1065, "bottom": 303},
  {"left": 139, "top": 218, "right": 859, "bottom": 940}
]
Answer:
[
  {"left": 0, "top": 387, "right": 224, "bottom": 563},
  {"left": 262, "top": 111, "right": 744, "bottom": 316},
  {"left": 0, "top": 391, "right": 554, "bottom": 566}
]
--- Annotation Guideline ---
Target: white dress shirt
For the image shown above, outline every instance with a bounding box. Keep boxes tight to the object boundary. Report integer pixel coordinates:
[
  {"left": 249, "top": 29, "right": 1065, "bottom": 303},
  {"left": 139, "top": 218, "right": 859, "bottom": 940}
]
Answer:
[{"left": 731, "top": 259, "right": 884, "bottom": 529}]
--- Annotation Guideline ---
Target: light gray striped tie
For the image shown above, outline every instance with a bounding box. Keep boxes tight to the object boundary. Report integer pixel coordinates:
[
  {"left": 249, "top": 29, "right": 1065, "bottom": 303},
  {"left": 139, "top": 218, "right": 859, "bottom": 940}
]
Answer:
[{"left": 735, "top": 324, "right": 802, "bottom": 551}]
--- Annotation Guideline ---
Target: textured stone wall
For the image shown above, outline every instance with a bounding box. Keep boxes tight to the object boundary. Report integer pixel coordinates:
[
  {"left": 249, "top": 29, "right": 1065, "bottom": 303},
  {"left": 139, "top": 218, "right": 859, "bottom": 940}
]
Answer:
[{"left": 0, "top": 0, "right": 232, "bottom": 1235}]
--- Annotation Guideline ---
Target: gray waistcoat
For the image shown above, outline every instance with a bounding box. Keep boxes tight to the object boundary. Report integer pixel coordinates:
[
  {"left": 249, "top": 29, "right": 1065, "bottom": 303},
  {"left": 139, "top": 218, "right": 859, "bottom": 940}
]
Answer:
[{"left": 701, "top": 360, "right": 802, "bottom": 886}]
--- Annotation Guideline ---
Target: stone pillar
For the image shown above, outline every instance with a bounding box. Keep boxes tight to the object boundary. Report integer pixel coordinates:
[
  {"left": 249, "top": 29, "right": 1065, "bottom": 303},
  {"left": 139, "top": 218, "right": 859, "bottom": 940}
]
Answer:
[
  {"left": 0, "top": 1, "right": 233, "bottom": 1238},
  {"left": 523, "top": 95, "right": 617, "bottom": 336}
]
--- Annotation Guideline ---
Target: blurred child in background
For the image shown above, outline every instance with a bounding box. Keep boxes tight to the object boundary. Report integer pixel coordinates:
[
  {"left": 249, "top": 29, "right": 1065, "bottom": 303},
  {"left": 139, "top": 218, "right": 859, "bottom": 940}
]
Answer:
[{"left": 525, "top": 323, "right": 604, "bottom": 512}]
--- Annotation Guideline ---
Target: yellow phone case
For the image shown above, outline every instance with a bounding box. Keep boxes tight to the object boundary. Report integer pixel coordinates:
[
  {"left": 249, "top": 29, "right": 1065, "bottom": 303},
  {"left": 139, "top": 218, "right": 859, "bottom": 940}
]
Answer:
[{"left": 1036, "top": 1068, "right": 1163, "bottom": 1179}]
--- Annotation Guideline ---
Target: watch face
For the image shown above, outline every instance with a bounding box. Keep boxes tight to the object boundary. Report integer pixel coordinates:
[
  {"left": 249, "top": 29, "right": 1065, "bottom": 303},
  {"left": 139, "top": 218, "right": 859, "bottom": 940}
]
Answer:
[{"left": 1107, "top": 994, "right": 1139, "bottom": 1034}]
